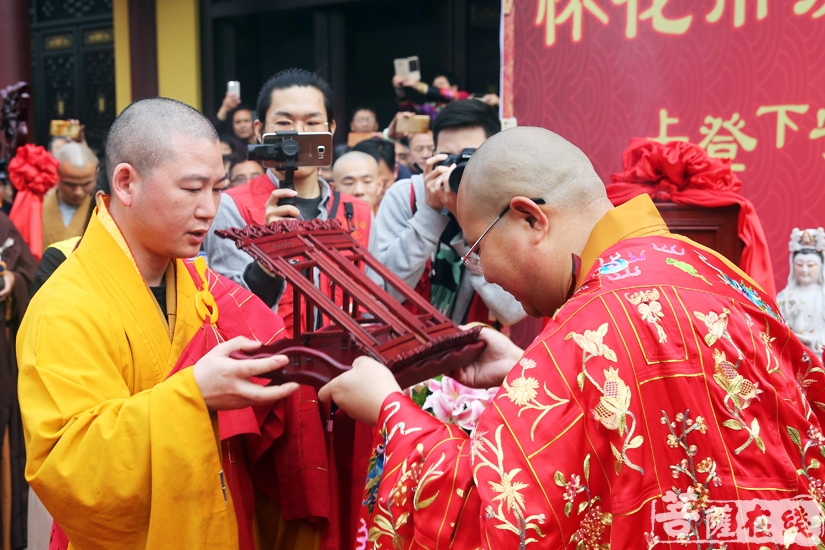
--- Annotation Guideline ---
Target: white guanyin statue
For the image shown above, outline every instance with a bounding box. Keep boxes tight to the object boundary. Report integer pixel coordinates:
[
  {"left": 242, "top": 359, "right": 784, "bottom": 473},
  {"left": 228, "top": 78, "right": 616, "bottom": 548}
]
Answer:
[{"left": 777, "top": 227, "right": 825, "bottom": 359}]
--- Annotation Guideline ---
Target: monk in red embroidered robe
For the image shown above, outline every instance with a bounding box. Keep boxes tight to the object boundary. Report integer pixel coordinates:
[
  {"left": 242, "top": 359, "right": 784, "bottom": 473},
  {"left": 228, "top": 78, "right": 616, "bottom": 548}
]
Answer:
[{"left": 320, "top": 128, "right": 825, "bottom": 549}]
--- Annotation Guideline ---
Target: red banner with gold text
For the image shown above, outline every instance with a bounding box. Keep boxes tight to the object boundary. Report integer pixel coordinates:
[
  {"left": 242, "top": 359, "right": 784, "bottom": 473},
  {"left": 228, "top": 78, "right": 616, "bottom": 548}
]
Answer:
[{"left": 502, "top": 0, "right": 825, "bottom": 284}]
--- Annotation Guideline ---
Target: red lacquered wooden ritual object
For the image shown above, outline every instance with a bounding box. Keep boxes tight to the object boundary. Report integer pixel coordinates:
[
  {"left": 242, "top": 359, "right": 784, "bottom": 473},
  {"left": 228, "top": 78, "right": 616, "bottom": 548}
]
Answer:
[{"left": 218, "top": 219, "right": 485, "bottom": 389}]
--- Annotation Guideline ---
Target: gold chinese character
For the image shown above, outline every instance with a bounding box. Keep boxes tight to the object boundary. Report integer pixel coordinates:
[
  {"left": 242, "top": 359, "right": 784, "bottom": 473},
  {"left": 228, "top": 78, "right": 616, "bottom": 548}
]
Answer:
[
  {"left": 613, "top": 0, "right": 692, "bottom": 38},
  {"left": 756, "top": 104, "right": 810, "bottom": 149},
  {"left": 648, "top": 109, "right": 690, "bottom": 143},
  {"left": 810, "top": 108, "right": 825, "bottom": 160},
  {"left": 706, "top": 0, "right": 768, "bottom": 28},
  {"left": 698, "top": 113, "right": 758, "bottom": 172},
  {"left": 536, "top": 0, "right": 610, "bottom": 46},
  {"left": 794, "top": 0, "right": 825, "bottom": 18}
]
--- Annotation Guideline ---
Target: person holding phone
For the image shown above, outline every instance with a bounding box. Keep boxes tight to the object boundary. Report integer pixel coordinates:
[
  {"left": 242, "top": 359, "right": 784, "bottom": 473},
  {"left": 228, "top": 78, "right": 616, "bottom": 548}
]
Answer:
[
  {"left": 203, "top": 67, "right": 374, "bottom": 550},
  {"left": 205, "top": 68, "right": 372, "bottom": 305},
  {"left": 213, "top": 81, "right": 255, "bottom": 152}
]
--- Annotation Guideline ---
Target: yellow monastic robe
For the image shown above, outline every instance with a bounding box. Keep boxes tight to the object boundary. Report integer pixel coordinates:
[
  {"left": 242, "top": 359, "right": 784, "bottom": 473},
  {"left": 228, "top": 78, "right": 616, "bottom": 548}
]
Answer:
[{"left": 17, "top": 201, "right": 317, "bottom": 549}]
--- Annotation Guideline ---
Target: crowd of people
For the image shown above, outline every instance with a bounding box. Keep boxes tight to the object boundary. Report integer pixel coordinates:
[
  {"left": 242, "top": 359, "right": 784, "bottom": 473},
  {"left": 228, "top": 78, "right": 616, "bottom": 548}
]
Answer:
[{"left": 0, "top": 65, "right": 824, "bottom": 550}]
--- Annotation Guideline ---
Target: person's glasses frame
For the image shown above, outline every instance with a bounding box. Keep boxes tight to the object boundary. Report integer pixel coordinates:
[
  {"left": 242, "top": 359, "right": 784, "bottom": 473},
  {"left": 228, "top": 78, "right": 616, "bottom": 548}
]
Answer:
[{"left": 461, "top": 198, "right": 546, "bottom": 275}]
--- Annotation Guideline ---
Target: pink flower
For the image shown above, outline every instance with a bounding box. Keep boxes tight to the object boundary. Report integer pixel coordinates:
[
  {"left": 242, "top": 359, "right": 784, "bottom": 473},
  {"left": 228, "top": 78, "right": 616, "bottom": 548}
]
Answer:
[{"left": 422, "top": 376, "right": 497, "bottom": 432}]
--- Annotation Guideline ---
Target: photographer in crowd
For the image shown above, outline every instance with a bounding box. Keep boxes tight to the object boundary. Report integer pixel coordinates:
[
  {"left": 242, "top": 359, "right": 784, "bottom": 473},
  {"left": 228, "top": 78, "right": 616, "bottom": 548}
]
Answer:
[
  {"left": 370, "top": 99, "right": 525, "bottom": 327},
  {"left": 204, "top": 68, "right": 371, "bottom": 312}
]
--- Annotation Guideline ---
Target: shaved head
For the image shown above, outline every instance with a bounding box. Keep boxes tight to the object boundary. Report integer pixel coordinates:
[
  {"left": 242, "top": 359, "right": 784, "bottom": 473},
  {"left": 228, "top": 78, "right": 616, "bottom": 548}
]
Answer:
[
  {"left": 106, "top": 97, "right": 218, "bottom": 183},
  {"left": 333, "top": 151, "right": 378, "bottom": 181},
  {"left": 456, "top": 127, "right": 613, "bottom": 318},
  {"left": 459, "top": 127, "right": 606, "bottom": 219}
]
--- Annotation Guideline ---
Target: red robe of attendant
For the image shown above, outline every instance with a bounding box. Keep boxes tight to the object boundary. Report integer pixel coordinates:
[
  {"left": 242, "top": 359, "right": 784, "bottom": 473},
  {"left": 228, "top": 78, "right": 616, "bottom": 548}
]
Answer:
[{"left": 358, "top": 195, "right": 825, "bottom": 549}]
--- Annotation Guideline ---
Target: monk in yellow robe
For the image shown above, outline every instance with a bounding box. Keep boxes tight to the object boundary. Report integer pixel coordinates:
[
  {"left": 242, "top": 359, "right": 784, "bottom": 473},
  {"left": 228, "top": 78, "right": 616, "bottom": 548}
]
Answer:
[{"left": 17, "top": 98, "right": 323, "bottom": 549}]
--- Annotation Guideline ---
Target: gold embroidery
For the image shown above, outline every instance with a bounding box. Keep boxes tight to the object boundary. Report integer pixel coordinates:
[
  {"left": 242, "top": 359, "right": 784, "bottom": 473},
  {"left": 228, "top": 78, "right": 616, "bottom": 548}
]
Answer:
[
  {"left": 368, "top": 444, "right": 444, "bottom": 548},
  {"left": 474, "top": 425, "right": 546, "bottom": 546},
  {"left": 656, "top": 410, "right": 723, "bottom": 546},
  {"left": 566, "top": 323, "right": 644, "bottom": 475},
  {"left": 711, "top": 349, "right": 765, "bottom": 454},
  {"left": 498, "top": 357, "right": 569, "bottom": 440},
  {"left": 625, "top": 289, "right": 667, "bottom": 343},
  {"left": 553, "top": 454, "right": 612, "bottom": 547}
]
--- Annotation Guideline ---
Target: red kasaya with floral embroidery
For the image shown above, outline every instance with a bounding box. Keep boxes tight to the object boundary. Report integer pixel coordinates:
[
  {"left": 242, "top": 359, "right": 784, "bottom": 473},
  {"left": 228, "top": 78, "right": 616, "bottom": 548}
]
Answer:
[{"left": 358, "top": 214, "right": 825, "bottom": 548}]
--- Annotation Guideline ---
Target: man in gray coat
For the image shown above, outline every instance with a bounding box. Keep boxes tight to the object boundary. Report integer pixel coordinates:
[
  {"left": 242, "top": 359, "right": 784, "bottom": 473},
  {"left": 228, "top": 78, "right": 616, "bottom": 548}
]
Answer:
[{"left": 370, "top": 100, "right": 525, "bottom": 326}]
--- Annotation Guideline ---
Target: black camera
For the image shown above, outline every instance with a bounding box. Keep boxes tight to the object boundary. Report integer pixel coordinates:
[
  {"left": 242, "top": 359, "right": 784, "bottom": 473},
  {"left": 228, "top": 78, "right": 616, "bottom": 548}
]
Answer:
[
  {"left": 247, "top": 131, "right": 332, "bottom": 170},
  {"left": 247, "top": 131, "right": 332, "bottom": 211},
  {"left": 436, "top": 147, "right": 476, "bottom": 193}
]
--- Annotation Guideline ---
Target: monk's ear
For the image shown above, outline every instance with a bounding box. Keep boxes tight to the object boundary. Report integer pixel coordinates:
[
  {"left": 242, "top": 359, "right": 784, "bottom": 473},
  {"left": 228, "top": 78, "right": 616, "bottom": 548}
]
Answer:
[
  {"left": 253, "top": 119, "right": 263, "bottom": 143},
  {"left": 110, "top": 163, "right": 138, "bottom": 207},
  {"left": 509, "top": 196, "right": 549, "bottom": 240}
]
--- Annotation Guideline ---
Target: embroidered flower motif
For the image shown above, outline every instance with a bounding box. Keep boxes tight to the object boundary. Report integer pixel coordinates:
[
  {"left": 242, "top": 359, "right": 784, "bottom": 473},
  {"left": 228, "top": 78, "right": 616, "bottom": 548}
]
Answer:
[
  {"left": 660, "top": 410, "right": 723, "bottom": 544},
  {"left": 504, "top": 376, "right": 539, "bottom": 406},
  {"left": 489, "top": 468, "right": 529, "bottom": 512},
  {"left": 478, "top": 426, "right": 546, "bottom": 546},
  {"left": 693, "top": 308, "right": 732, "bottom": 347},
  {"left": 555, "top": 454, "right": 611, "bottom": 548},
  {"left": 644, "top": 532, "right": 660, "bottom": 549},
  {"left": 567, "top": 324, "right": 643, "bottom": 475},
  {"left": 562, "top": 474, "right": 584, "bottom": 503},
  {"left": 808, "top": 426, "right": 825, "bottom": 448},
  {"left": 498, "top": 358, "right": 569, "bottom": 441},
  {"left": 566, "top": 323, "right": 618, "bottom": 362},
  {"left": 593, "top": 367, "right": 632, "bottom": 435},
  {"left": 571, "top": 505, "right": 611, "bottom": 549},
  {"left": 712, "top": 349, "right": 763, "bottom": 410},
  {"left": 712, "top": 349, "right": 765, "bottom": 454},
  {"left": 787, "top": 424, "right": 825, "bottom": 508},
  {"left": 470, "top": 428, "right": 488, "bottom": 465},
  {"left": 625, "top": 289, "right": 668, "bottom": 343}
]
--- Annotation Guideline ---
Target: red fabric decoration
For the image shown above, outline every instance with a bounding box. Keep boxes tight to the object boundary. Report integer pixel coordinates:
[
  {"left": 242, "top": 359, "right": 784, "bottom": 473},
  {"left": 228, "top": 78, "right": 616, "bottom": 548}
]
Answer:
[
  {"left": 608, "top": 138, "right": 776, "bottom": 298},
  {"left": 7, "top": 144, "right": 59, "bottom": 259}
]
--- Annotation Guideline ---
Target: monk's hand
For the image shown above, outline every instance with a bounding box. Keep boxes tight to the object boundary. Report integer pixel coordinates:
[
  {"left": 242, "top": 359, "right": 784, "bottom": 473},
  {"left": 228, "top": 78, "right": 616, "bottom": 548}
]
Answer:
[
  {"left": 193, "top": 337, "right": 300, "bottom": 411},
  {"left": 451, "top": 327, "right": 523, "bottom": 389},
  {"left": 423, "top": 154, "right": 451, "bottom": 212},
  {"left": 264, "top": 188, "right": 300, "bottom": 223},
  {"left": 318, "top": 356, "right": 401, "bottom": 426}
]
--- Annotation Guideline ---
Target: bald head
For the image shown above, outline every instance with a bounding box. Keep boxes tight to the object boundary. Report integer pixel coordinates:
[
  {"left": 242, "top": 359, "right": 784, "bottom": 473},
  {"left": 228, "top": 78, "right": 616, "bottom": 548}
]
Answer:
[
  {"left": 106, "top": 97, "right": 218, "bottom": 183},
  {"left": 459, "top": 127, "right": 606, "bottom": 218},
  {"left": 55, "top": 142, "right": 98, "bottom": 169},
  {"left": 333, "top": 151, "right": 379, "bottom": 181},
  {"left": 333, "top": 150, "right": 385, "bottom": 211}
]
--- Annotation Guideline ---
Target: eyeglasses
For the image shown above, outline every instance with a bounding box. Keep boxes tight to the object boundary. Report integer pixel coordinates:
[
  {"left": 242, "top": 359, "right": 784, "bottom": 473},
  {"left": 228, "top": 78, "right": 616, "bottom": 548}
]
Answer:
[
  {"left": 461, "top": 198, "right": 546, "bottom": 275},
  {"left": 412, "top": 145, "right": 435, "bottom": 154},
  {"left": 354, "top": 116, "right": 376, "bottom": 123}
]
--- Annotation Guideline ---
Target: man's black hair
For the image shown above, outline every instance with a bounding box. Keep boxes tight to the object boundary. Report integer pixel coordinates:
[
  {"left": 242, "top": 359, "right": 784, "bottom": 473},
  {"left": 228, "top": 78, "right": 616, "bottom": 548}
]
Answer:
[
  {"left": 227, "top": 155, "right": 260, "bottom": 177},
  {"left": 351, "top": 106, "right": 377, "bottom": 121},
  {"left": 218, "top": 133, "right": 236, "bottom": 154},
  {"left": 230, "top": 104, "right": 253, "bottom": 120},
  {"left": 256, "top": 69, "right": 334, "bottom": 124},
  {"left": 431, "top": 99, "right": 501, "bottom": 147},
  {"left": 433, "top": 72, "right": 459, "bottom": 88},
  {"left": 353, "top": 138, "right": 395, "bottom": 170}
]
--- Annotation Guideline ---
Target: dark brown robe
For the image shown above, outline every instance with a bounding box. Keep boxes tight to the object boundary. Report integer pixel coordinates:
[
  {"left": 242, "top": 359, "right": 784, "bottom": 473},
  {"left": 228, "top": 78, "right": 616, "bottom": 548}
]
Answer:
[{"left": 0, "top": 212, "right": 37, "bottom": 550}]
